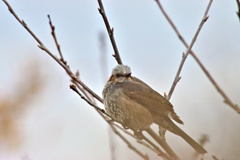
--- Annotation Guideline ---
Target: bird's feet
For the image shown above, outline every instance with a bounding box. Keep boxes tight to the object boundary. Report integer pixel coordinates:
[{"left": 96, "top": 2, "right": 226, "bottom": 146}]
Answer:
[{"left": 134, "top": 130, "right": 144, "bottom": 140}]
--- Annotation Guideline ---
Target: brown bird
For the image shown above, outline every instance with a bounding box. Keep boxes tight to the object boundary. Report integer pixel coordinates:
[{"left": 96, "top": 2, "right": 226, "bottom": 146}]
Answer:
[{"left": 102, "top": 65, "right": 207, "bottom": 156}]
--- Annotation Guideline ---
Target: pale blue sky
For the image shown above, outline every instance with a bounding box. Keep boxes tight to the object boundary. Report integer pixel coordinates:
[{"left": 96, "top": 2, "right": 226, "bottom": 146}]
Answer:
[{"left": 1, "top": 0, "right": 240, "bottom": 160}]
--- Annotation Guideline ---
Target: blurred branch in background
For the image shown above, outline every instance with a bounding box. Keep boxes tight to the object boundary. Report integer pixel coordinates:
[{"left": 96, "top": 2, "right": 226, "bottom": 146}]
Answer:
[
  {"left": 98, "top": 31, "right": 117, "bottom": 160},
  {"left": 99, "top": 31, "right": 108, "bottom": 82},
  {"left": 0, "top": 61, "right": 43, "bottom": 150},
  {"left": 236, "top": 0, "right": 240, "bottom": 21},
  {"left": 97, "top": 0, "right": 123, "bottom": 65},
  {"left": 212, "top": 155, "right": 223, "bottom": 160},
  {"left": 193, "top": 134, "right": 210, "bottom": 159},
  {"left": 155, "top": 0, "right": 240, "bottom": 114}
]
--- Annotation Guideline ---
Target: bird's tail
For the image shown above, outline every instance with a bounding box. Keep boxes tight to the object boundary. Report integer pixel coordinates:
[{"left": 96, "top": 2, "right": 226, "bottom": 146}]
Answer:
[{"left": 166, "top": 118, "right": 207, "bottom": 154}]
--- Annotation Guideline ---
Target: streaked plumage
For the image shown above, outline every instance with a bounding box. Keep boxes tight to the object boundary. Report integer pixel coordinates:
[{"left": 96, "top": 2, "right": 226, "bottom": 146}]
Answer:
[{"left": 102, "top": 65, "right": 207, "bottom": 154}]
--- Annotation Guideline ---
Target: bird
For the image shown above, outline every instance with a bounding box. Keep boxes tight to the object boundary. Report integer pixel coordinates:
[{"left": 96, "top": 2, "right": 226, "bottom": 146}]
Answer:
[{"left": 102, "top": 64, "right": 207, "bottom": 156}]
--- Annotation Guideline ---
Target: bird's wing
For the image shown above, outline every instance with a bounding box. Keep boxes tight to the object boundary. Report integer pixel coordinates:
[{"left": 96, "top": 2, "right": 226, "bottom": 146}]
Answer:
[{"left": 119, "top": 77, "right": 183, "bottom": 124}]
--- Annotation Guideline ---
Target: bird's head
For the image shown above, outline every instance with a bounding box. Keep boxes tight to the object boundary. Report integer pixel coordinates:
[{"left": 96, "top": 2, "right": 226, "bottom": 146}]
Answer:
[{"left": 108, "top": 65, "right": 132, "bottom": 82}]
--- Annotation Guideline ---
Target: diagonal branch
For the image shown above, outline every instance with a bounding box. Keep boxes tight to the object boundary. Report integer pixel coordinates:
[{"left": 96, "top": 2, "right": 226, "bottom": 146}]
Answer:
[
  {"left": 156, "top": 0, "right": 240, "bottom": 113},
  {"left": 167, "top": 0, "right": 213, "bottom": 100},
  {"left": 2, "top": 0, "right": 103, "bottom": 104},
  {"left": 145, "top": 128, "right": 180, "bottom": 160},
  {"left": 97, "top": 0, "right": 123, "bottom": 65},
  {"left": 47, "top": 15, "right": 66, "bottom": 64},
  {"left": 110, "top": 125, "right": 149, "bottom": 160},
  {"left": 70, "top": 84, "right": 105, "bottom": 113},
  {"left": 138, "top": 132, "right": 173, "bottom": 160}
]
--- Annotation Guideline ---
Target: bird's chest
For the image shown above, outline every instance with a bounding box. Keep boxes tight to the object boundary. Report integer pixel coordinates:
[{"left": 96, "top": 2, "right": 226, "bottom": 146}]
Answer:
[
  {"left": 103, "top": 90, "right": 153, "bottom": 131},
  {"left": 104, "top": 94, "right": 133, "bottom": 124}
]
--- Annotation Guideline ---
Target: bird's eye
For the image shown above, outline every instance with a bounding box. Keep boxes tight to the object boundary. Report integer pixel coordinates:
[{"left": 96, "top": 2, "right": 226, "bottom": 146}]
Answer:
[
  {"left": 124, "top": 73, "right": 131, "bottom": 77},
  {"left": 115, "top": 73, "right": 131, "bottom": 77},
  {"left": 115, "top": 74, "right": 122, "bottom": 77}
]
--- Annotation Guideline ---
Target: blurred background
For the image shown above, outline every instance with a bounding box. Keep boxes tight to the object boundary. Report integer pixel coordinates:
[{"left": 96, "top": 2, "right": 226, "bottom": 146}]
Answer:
[{"left": 0, "top": 0, "right": 240, "bottom": 160}]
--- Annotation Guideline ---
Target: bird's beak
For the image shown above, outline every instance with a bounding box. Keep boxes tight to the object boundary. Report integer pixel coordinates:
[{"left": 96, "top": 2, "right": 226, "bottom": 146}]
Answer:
[{"left": 108, "top": 75, "right": 116, "bottom": 82}]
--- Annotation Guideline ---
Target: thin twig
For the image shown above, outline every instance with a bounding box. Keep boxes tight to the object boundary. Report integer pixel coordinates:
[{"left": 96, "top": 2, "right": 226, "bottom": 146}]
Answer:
[
  {"left": 193, "top": 50, "right": 240, "bottom": 113},
  {"left": 111, "top": 122, "right": 164, "bottom": 156},
  {"left": 110, "top": 125, "right": 149, "bottom": 160},
  {"left": 47, "top": 15, "right": 66, "bottom": 64},
  {"left": 138, "top": 132, "right": 173, "bottom": 160},
  {"left": 146, "top": 128, "right": 180, "bottom": 160},
  {"left": 71, "top": 74, "right": 95, "bottom": 103},
  {"left": 97, "top": 0, "right": 123, "bottom": 65},
  {"left": 167, "top": 0, "right": 213, "bottom": 100},
  {"left": 70, "top": 84, "right": 105, "bottom": 113},
  {"left": 2, "top": 0, "right": 103, "bottom": 104},
  {"left": 236, "top": 0, "right": 240, "bottom": 21},
  {"left": 156, "top": 0, "right": 240, "bottom": 114},
  {"left": 48, "top": 15, "right": 96, "bottom": 103},
  {"left": 3, "top": 0, "right": 44, "bottom": 48},
  {"left": 111, "top": 124, "right": 172, "bottom": 160}
]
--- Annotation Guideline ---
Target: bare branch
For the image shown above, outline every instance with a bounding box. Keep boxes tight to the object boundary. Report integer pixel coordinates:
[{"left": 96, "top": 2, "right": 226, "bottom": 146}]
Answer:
[
  {"left": 167, "top": 0, "right": 213, "bottom": 100},
  {"left": 2, "top": 0, "right": 44, "bottom": 48},
  {"left": 138, "top": 132, "right": 173, "bottom": 160},
  {"left": 236, "top": 0, "right": 240, "bottom": 21},
  {"left": 97, "top": 0, "right": 123, "bottom": 65},
  {"left": 47, "top": 15, "right": 66, "bottom": 64},
  {"left": 156, "top": 0, "right": 240, "bottom": 114},
  {"left": 69, "top": 84, "right": 105, "bottom": 113},
  {"left": 146, "top": 128, "right": 180, "bottom": 160},
  {"left": 71, "top": 74, "right": 96, "bottom": 103},
  {"left": 193, "top": 57, "right": 240, "bottom": 113},
  {"left": 3, "top": 0, "right": 104, "bottom": 104},
  {"left": 111, "top": 122, "right": 168, "bottom": 158},
  {"left": 109, "top": 124, "right": 150, "bottom": 160}
]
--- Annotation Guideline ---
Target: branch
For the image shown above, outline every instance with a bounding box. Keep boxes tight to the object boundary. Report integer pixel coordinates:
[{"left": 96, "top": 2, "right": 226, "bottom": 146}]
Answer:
[
  {"left": 138, "top": 132, "right": 173, "bottom": 160},
  {"left": 69, "top": 84, "right": 105, "bottom": 113},
  {"left": 97, "top": 0, "right": 123, "bottom": 65},
  {"left": 47, "top": 15, "right": 66, "bottom": 64},
  {"left": 156, "top": 0, "right": 240, "bottom": 114},
  {"left": 236, "top": 0, "right": 240, "bottom": 22},
  {"left": 2, "top": 0, "right": 103, "bottom": 104},
  {"left": 47, "top": 15, "right": 98, "bottom": 105},
  {"left": 110, "top": 125, "right": 149, "bottom": 160},
  {"left": 111, "top": 123, "right": 168, "bottom": 158},
  {"left": 146, "top": 128, "right": 180, "bottom": 160},
  {"left": 72, "top": 71, "right": 96, "bottom": 103},
  {"left": 167, "top": 0, "right": 212, "bottom": 100}
]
